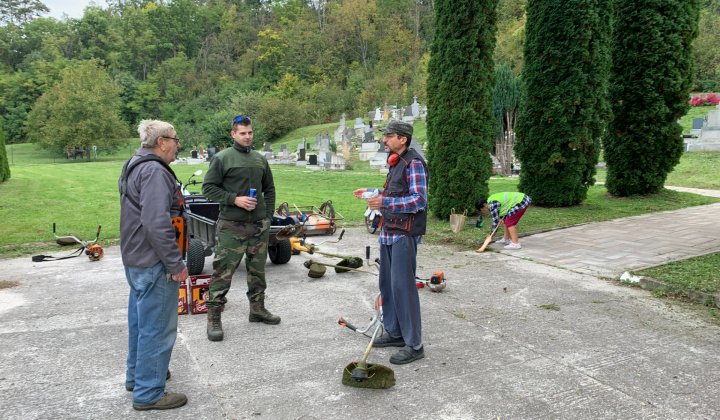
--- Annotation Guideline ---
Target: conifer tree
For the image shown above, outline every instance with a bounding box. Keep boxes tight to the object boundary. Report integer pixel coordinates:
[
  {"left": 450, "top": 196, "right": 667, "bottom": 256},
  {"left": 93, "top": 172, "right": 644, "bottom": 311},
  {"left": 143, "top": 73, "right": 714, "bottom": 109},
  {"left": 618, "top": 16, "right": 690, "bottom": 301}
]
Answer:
[
  {"left": 0, "top": 120, "right": 10, "bottom": 182},
  {"left": 515, "top": 0, "right": 611, "bottom": 206},
  {"left": 604, "top": 0, "right": 700, "bottom": 196},
  {"left": 427, "top": 0, "right": 499, "bottom": 219}
]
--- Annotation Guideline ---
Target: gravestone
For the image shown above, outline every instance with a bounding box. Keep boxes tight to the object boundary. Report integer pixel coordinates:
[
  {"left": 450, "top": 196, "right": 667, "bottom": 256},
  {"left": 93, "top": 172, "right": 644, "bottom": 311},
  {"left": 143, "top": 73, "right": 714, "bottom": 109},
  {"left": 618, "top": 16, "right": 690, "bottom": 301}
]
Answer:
[
  {"left": 403, "top": 106, "right": 415, "bottom": 122},
  {"left": 359, "top": 141, "right": 379, "bottom": 161},
  {"left": 330, "top": 153, "right": 346, "bottom": 171},
  {"left": 264, "top": 142, "right": 272, "bottom": 152},
  {"left": 354, "top": 118, "right": 365, "bottom": 129},
  {"left": 693, "top": 118, "right": 704, "bottom": 129},
  {"left": 321, "top": 151, "right": 335, "bottom": 168},
  {"left": 411, "top": 96, "right": 420, "bottom": 117},
  {"left": 308, "top": 154, "right": 318, "bottom": 165},
  {"left": 687, "top": 107, "right": 720, "bottom": 151},
  {"left": 369, "top": 148, "right": 389, "bottom": 170},
  {"left": 343, "top": 138, "right": 350, "bottom": 160},
  {"left": 374, "top": 108, "right": 382, "bottom": 121},
  {"left": 340, "top": 113, "right": 346, "bottom": 129},
  {"left": 314, "top": 133, "right": 321, "bottom": 150},
  {"left": 364, "top": 132, "right": 374, "bottom": 143},
  {"left": 319, "top": 137, "right": 330, "bottom": 153},
  {"left": 368, "top": 111, "right": 375, "bottom": 121},
  {"left": 409, "top": 137, "right": 426, "bottom": 161}
]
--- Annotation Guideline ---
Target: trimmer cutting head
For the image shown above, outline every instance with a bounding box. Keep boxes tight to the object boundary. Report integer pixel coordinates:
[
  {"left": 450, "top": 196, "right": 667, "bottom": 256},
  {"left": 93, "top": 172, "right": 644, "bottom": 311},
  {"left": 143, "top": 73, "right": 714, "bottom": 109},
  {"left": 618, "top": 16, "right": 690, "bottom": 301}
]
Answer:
[{"left": 342, "top": 362, "right": 395, "bottom": 389}]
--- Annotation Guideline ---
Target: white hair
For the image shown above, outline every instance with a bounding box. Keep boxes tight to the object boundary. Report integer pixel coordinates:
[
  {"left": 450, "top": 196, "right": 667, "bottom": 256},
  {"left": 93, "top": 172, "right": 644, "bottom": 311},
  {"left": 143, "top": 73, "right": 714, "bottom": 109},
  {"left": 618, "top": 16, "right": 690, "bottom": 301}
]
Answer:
[{"left": 138, "top": 120, "right": 175, "bottom": 148}]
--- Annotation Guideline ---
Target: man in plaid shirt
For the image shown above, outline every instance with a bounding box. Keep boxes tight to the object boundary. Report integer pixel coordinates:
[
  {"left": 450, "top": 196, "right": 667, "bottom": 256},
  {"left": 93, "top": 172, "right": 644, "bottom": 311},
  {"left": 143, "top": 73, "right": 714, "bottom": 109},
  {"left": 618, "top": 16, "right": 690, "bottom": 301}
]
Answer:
[
  {"left": 353, "top": 120, "right": 428, "bottom": 365},
  {"left": 475, "top": 192, "right": 532, "bottom": 249}
]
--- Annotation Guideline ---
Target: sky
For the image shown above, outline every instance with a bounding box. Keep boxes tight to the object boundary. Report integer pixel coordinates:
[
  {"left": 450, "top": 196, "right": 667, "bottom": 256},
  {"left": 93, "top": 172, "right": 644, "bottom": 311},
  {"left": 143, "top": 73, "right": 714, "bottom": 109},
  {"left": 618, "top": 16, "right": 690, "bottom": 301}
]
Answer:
[{"left": 42, "top": 0, "right": 108, "bottom": 20}]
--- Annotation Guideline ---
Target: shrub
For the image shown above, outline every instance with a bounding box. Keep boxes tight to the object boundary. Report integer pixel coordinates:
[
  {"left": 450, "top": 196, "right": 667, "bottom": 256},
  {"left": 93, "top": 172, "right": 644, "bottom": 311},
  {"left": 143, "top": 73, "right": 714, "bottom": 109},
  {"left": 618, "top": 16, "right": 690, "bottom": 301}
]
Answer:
[{"left": 689, "top": 92, "right": 720, "bottom": 106}]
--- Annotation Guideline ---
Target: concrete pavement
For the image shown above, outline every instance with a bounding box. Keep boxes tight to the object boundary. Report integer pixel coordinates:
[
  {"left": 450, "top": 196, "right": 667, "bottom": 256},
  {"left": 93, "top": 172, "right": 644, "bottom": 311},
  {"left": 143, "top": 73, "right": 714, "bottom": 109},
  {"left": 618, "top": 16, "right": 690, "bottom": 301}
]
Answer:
[{"left": 1, "top": 224, "right": 719, "bottom": 419}]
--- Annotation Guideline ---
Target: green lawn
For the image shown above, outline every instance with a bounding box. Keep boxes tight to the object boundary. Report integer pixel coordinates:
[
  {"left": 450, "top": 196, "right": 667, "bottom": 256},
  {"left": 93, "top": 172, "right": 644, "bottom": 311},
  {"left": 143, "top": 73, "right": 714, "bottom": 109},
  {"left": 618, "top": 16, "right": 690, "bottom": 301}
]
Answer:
[
  {"left": 636, "top": 252, "right": 720, "bottom": 296},
  {"left": 595, "top": 151, "right": 720, "bottom": 190},
  {"left": 4, "top": 140, "right": 206, "bottom": 166},
  {"left": 425, "top": 178, "right": 718, "bottom": 248}
]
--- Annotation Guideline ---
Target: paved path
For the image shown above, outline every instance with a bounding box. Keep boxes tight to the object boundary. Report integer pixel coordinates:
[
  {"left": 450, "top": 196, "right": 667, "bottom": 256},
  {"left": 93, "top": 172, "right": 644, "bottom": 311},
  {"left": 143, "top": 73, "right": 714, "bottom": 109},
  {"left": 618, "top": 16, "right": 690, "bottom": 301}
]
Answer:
[{"left": 492, "top": 188, "right": 720, "bottom": 277}]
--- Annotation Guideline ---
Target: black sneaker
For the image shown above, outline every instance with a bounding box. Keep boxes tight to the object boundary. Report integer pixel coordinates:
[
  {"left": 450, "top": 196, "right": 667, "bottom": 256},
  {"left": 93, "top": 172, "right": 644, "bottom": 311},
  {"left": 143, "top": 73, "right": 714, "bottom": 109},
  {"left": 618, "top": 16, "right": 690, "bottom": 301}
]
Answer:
[
  {"left": 390, "top": 345, "right": 425, "bottom": 365},
  {"left": 373, "top": 333, "right": 405, "bottom": 348},
  {"left": 126, "top": 370, "right": 171, "bottom": 391}
]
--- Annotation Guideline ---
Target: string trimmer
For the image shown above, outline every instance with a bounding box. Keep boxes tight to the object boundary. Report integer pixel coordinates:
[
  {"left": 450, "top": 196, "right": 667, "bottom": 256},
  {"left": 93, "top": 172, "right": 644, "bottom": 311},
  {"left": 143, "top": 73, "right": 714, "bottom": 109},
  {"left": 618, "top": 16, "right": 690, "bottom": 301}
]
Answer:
[
  {"left": 338, "top": 293, "right": 394, "bottom": 388},
  {"left": 337, "top": 249, "right": 395, "bottom": 389},
  {"left": 32, "top": 223, "right": 104, "bottom": 262}
]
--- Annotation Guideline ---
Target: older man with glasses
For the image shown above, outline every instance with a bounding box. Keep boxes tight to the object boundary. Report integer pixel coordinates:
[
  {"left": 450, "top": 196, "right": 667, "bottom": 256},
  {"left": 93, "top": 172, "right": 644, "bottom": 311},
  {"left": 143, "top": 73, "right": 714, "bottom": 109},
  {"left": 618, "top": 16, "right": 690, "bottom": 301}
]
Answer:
[{"left": 119, "top": 120, "right": 188, "bottom": 410}]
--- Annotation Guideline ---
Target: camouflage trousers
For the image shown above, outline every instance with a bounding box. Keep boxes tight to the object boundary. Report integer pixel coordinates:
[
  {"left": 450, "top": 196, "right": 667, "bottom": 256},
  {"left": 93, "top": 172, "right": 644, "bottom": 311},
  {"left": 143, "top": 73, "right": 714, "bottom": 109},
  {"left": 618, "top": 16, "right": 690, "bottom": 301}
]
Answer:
[{"left": 207, "top": 218, "right": 269, "bottom": 308}]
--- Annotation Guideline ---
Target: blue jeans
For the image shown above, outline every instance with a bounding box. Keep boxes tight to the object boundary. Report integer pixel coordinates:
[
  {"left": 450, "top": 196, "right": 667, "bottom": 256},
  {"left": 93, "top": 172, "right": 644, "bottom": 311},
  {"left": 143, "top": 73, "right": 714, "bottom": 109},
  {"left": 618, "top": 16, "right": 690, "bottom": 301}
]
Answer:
[
  {"left": 125, "top": 261, "right": 179, "bottom": 406},
  {"left": 379, "top": 236, "right": 422, "bottom": 348}
]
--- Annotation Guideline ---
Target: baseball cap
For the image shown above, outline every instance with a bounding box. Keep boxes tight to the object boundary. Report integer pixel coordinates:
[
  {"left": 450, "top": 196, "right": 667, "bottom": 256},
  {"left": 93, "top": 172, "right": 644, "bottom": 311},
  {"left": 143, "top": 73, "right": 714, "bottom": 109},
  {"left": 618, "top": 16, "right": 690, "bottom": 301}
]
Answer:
[{"left": 379, "top": 119, "right": 413, "bottom": 138}]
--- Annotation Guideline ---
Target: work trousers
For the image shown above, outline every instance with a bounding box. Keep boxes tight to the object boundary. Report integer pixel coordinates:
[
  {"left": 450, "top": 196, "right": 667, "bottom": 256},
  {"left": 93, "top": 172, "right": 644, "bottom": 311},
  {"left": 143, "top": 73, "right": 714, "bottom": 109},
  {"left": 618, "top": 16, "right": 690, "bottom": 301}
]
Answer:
[
  {"left": 207, "top": 219, "right": 269, "bottom": 308},
  {"left": 379, "top": 235, "right": 422, "bottom": 348}
]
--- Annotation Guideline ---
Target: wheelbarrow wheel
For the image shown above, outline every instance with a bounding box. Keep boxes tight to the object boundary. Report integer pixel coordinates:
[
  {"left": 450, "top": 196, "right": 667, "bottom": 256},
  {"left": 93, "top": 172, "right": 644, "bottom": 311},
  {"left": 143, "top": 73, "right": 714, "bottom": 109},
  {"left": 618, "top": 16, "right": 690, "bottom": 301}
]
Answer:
[
  {"left": 365, "top": 215, "right": 377, "bottom": 234},
  {"left": 268, "top": 239, "right": 292, "bottom": 264},
  {"left": 186, "top": 238, "right": 205, "bottom": 275}
]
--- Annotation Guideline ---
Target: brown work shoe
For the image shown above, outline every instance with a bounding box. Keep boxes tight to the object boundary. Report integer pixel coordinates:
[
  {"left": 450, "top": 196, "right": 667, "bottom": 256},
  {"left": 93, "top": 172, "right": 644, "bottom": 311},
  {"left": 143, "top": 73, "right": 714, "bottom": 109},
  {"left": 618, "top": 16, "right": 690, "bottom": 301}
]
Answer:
[
  {"left": 133, "top": 392, "right": 187, "bottom": 411},
  {"left": 249, "top": 300, "right": 281, "bottom": 325}
]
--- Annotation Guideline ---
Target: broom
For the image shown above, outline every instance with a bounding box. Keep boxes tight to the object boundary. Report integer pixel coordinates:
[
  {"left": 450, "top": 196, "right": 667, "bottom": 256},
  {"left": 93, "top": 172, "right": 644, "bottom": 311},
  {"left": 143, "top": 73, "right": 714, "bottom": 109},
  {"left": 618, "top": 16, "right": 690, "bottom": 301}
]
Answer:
[{"left": 475, "top": 217, "right": 504, "bottom": 253}]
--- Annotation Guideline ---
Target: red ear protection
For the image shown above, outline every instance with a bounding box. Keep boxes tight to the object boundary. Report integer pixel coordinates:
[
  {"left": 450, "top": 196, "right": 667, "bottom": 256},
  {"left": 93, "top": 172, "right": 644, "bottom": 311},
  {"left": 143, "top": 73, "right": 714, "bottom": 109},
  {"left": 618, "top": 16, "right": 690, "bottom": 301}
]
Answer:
[{"left": 387, "top": 153, "right": 400, "bottom": 166}]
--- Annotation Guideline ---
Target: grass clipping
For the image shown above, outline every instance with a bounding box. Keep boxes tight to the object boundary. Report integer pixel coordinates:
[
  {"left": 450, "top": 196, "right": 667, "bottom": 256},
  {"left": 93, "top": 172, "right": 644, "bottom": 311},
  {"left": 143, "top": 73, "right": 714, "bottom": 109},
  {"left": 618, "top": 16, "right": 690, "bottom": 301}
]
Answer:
[{"left": 342, "top": 362, "right": 395, "bottom": 389}]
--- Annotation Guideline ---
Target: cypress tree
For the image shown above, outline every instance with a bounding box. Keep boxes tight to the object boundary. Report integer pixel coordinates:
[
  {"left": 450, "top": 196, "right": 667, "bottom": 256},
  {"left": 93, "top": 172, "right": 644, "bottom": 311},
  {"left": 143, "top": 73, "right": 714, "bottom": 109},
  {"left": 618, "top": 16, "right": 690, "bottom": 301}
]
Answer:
[
  {"left": 604, "top": 0, "right": 700, "bottom": 196},
  {"left": 426, "top": 0, "right": 499, "bottom": 220},
  {"left": 515, "top": 0, "right": 611, "bottom": 206},
  {"left": 0, "top": 121, "right": 10, "bottom": 183}
]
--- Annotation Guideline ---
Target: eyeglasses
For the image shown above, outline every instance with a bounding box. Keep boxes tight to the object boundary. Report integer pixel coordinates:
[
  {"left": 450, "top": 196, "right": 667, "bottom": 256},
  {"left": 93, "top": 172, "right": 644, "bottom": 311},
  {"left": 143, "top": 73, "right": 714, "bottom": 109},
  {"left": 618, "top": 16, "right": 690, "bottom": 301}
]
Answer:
[
  {"left": 233, "top": 116, "right": 252, "bottom": 124},
  {"left": 163, "top": 136, "right": 180, "bottom": 145}
]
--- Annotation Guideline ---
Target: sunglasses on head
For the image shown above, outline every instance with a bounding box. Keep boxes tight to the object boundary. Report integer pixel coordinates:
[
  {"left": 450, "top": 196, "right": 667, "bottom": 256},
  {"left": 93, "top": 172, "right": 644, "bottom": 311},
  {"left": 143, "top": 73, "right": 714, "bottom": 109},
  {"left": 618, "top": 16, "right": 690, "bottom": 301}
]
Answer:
[{"left": 233, "top": 116, "right": 252, "bottom": 124}]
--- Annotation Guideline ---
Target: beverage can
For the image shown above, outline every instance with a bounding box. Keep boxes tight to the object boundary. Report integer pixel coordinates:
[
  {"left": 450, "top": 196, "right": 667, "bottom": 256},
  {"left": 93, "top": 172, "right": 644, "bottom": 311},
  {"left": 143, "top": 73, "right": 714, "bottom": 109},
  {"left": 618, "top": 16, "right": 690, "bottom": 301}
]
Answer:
[{"left": 248, "top": 188, "right": 257, "bottom": 198}]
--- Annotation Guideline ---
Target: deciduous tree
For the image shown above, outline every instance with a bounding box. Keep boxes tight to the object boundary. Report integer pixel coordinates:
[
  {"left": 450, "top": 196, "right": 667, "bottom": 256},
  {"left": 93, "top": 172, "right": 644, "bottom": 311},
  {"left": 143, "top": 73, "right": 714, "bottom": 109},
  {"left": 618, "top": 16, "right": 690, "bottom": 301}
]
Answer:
[
  {"left": 493, "top": 63, "right": 520, "bottom": 176},
  {"left": 26, "top": 61, "right": 128, "bottom": 159}
]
